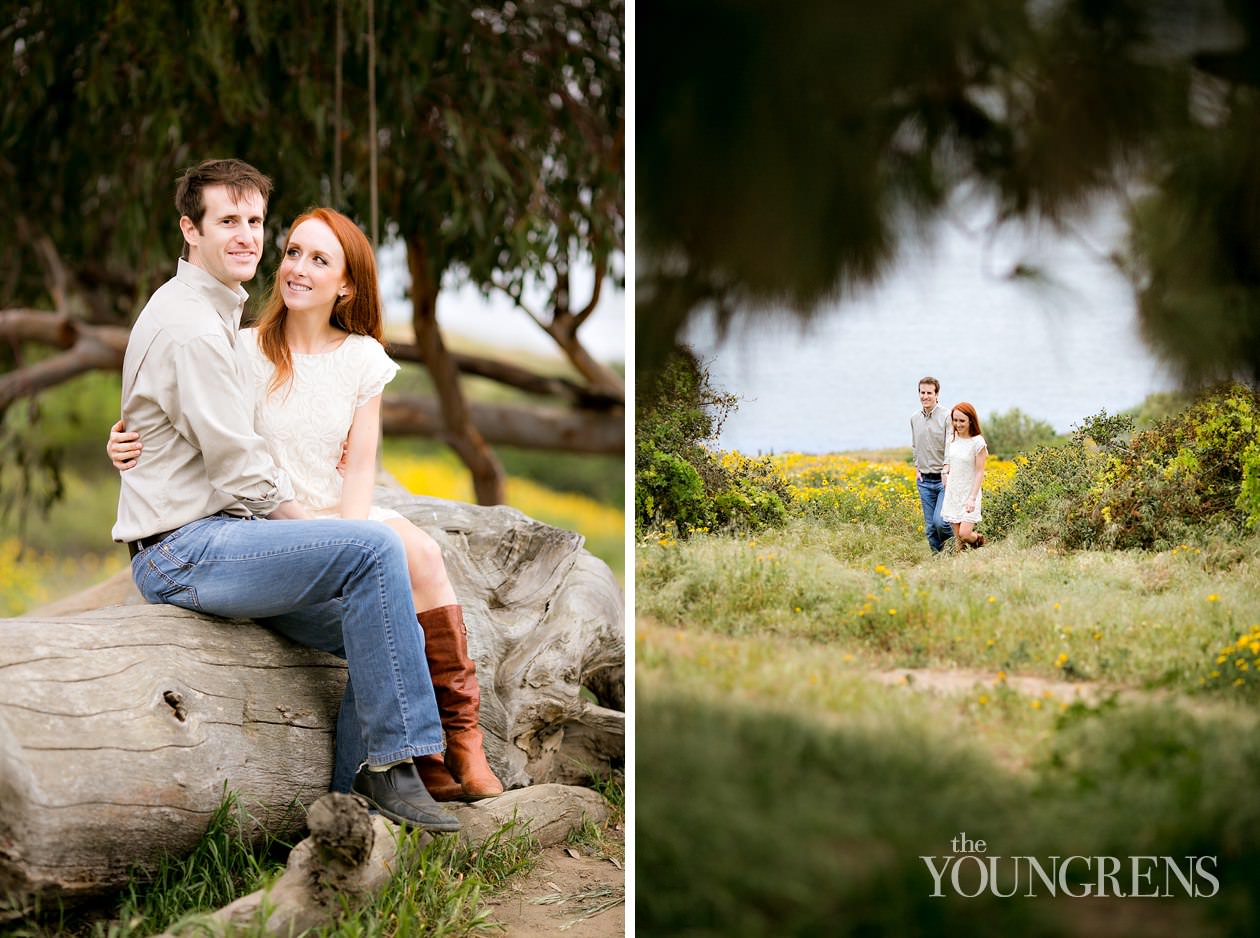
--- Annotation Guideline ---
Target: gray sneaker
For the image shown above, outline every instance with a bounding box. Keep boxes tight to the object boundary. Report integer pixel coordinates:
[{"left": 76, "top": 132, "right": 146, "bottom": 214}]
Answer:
[{"left": 352, "top": 762, "right": 462, "bottom": 832}]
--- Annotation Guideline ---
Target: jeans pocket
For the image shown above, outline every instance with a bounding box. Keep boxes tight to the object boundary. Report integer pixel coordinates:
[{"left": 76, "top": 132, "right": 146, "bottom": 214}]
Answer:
[{"left": 139, "top": 553, "right": 201, "bottom": 611}]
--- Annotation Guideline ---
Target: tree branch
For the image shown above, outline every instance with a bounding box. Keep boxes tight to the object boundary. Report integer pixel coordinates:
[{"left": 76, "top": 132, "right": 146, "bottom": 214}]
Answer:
[
  {"left": 0, "top": 309, "right": 128, "bottom": 410},
  {"left": 388, "top": 343, "right": 620, "bottom": 408},
  {"left": 381, "top": 394, "right": 623, "bottom": 454},
  {"left": 492, "top": 274, "right": 548, "bottom": 329},
  {"left": 573, "top": 264, "right": 605, "bottom": 329},
  {"left": 0, "top": 338, "right": 122, "bottom": 410}
]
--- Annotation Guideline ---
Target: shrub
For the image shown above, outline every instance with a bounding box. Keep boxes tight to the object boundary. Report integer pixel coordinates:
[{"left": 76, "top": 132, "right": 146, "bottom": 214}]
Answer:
[
  {"left": 987, "top": 386, "right": 1260, "bottom": 548},
  {"left": 983, "top": 429, "right": 1111, "bottom": 544},
  {"left": 1082, "top": 384, "right": 1260, "bottom": 548},
  {"left": 983, "top": 407, "right": 1061, "bottom": 459},
  {"left": 636, "top": 353, "right": 790, "bottom": 536},
  {"left": 1202, "top": 624, "right": 1260, "bottom": 695}
]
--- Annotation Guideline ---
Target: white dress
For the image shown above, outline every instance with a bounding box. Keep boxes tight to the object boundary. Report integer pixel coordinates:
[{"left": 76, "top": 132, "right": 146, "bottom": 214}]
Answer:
[
  {"left": 240, "top": 328, "right": 402, "bottom": 522},
  {"left": 941, "top": 433, "right": 987, "bottom": 524}
]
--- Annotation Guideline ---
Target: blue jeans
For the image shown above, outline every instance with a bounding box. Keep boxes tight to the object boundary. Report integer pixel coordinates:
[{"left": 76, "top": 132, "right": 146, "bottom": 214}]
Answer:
[
  {"left": 130, "top": 514, "right": 443, "bottom": 793},
  {"left": 916, "top": 478, "right": 951, "bottom": 552}
]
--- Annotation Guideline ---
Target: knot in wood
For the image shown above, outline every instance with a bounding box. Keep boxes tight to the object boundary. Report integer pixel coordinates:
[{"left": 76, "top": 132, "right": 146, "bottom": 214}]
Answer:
[
  {"left": 307, "top": 792, "right": 374, "bottom": 868},
  {"left": 162, "top": 690, "right": 188, "bottom": 722}
]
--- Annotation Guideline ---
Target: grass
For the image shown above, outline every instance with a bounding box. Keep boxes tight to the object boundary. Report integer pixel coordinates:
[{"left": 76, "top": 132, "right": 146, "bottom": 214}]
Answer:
[
  {"left": 638, "top": 518, "right": 1260, "bottom": 693},
  {"left": 635, "top": 693, "right": 1260, "bottom": 937},
  {"left": 637, "top": 448, "right": 1260, "bottom": 936},
  {"left": 3, "top": 793, "right": 545, "bottom": 938}
]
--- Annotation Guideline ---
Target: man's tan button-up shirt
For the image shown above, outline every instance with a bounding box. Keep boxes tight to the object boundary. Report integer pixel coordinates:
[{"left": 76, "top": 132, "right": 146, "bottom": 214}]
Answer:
[{"left": 113, "top": 259, "right": 295, "bottom": 543}]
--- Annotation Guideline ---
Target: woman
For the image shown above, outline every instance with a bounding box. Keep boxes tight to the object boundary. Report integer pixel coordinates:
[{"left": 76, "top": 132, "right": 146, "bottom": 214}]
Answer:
[
  {"left": 109, "top": 208, "right": 502, "bottom": 801},
  {"left": 940, "top": 401, "right": 987, "bottom": 550}
]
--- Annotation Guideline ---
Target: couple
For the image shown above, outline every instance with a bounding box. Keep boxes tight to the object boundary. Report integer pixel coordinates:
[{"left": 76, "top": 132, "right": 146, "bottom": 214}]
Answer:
[
  {"left": 911, "top": 377, "right": 988, "bottom": 553},
  {"left": 109, "top": 158, "right": 502, "bottom": 832}
]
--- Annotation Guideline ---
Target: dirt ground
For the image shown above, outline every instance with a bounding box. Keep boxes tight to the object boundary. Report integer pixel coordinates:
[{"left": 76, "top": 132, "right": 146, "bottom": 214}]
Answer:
[{"left": 485, "top": 825, "right": 625, "bottom": 937}]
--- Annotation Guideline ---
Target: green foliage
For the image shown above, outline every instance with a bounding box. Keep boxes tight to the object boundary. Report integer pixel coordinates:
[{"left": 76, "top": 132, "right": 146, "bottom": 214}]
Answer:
[
  {"left": 635, "top": 353, "right": 789, "bottom": 536},
  {"left": 982, "top": 407, "right": 1060, "bottom": 459},
  {"left": 1125, "top": 390, "right": 1194, "bottom": 429},
  {"left": 983, "top": 430, "right": 1108, "bottom": 546},
  {"left": 0, "top": 369, "right": 122, "bottom": 537},
  {"left": 1081, "top": 384, "right": 1260, "bottom": 548},
  {"left": 988, "top": 386, "right": 1260, "bottom": 548},
  {"left": 2, "top": 3, "right": 623, "bottom": 323},
  {"left": 310, "top": 822, "right": 538, "bottom": 938},
  {"left": 1202, "top": 624, "right": 1260, "bottom": 696},
  {"left": 635, "top": 446, "right": 712, "bottom": 534}
]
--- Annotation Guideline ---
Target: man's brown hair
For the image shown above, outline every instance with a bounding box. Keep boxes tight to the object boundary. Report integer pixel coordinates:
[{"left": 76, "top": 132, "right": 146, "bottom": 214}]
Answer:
[
  {"left": 918, "top": 376, "right": 940, "bottom": 393},
  {"left": 174, "top": 159, "right": 273, "bottom": 259}
]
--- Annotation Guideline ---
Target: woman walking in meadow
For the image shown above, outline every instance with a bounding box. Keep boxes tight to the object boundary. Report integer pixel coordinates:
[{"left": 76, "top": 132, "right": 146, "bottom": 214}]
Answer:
[
  {"left": 108, "top": 207, "right": 503, "bottom": 802},
  {"left": 941, "top": 401, "right": 988, "bottom": 550}
]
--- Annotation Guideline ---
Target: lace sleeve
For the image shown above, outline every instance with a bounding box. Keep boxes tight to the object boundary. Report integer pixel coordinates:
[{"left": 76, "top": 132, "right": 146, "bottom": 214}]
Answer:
[{"left": 355, "top": 338, "right": 401, "bottom": 408}]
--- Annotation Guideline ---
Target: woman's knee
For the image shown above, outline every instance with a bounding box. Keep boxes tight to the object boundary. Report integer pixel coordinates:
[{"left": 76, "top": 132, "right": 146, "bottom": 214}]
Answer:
[{"left": 396, "top": 525, "right": 448, "bottom": 583}]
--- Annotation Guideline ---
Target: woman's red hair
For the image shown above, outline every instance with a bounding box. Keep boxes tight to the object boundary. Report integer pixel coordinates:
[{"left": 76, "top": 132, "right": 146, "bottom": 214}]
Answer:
[
  {"left": 255, "top": 208, "right": 383, "bottom": 395},
  {"left": 951, "top": 402, "right": 982, "bottom": 437}
]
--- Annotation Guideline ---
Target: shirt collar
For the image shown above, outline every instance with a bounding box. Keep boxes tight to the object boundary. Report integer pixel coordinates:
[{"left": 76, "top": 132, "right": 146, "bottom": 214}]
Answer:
[
  {"left": 922, "top": 404, "right": 938, "bottom": 418},
  {"left": 176, "top": 258, "right": 250, "bottom": 329}
]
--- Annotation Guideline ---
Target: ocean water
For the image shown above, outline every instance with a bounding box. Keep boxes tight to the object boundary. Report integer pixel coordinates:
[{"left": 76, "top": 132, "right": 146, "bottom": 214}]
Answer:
[{"left": 684, "top": 214, "right": 1178, "bottom": 454}]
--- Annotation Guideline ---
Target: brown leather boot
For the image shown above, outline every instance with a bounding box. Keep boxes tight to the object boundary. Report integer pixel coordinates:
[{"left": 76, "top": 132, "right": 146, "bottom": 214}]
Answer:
[
  {"left": 417, "top": 605, "right": 505, "bottom": 800},
  {"left": 414, "top": 753, "right": 463, "bottom": 801}
]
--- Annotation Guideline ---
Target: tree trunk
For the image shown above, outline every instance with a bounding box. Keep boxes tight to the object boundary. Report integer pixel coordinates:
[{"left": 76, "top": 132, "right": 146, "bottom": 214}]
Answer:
[
  {"left": 0, "top": 492, "right": 623, "bottom": 917},
  {"left": 406, "top": 240, "right": 507, "bottom": 505}
]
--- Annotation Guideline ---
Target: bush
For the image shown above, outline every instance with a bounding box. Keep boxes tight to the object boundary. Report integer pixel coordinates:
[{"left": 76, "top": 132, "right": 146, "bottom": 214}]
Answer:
[
  {"left": 987, "top": 385, "right": 1260, "bottom": 548},
  {"left": 983, "top": 407, "right": 1061, "bottom": 459},
  {"left": 636, "top": 353, "right": 790, "bottom": 536},
  {"left": 1082, "top": 384, "right": 1260, "bottom": 548},
  {"left": 983, "top": 415, "right": 1119, "bottom": 544}
]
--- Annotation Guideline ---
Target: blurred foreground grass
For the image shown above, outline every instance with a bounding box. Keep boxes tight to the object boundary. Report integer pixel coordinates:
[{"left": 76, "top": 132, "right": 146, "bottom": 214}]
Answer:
[{"left": 637, "top": 515, "right": 1260, "bottom": 936}]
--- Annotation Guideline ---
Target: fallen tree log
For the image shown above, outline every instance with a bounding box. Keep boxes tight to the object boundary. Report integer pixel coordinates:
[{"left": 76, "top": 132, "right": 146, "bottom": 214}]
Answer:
[
  {"left": 152, "top": 786, "right": 610, "bottom": 938},
  {"left": 0, "top": 492, "right": 624, "bottom": 918}
]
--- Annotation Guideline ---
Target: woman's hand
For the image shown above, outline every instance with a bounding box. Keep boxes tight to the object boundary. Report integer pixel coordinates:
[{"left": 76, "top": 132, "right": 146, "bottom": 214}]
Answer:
[
  {"left": 965, "top": 499, "right": 976, "bottom": 514},
  {"left": 108, "top": 419, "right": 142, "bottom": 471}
]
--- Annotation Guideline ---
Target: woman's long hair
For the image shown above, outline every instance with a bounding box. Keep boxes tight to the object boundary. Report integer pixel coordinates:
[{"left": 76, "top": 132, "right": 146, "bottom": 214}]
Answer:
[
  {"left": 950, "top": 401, "right": 982, "bottom": 438},
  {"left": 255, "top": 207, "right": 383, "bottom": 395}
]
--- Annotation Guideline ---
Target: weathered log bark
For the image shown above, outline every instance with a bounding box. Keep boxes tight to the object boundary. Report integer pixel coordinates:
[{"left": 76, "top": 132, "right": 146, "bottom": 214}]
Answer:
[
  {"left": 151, "top": 786, "right": 609, "bottom": 937},
  {"left": 0, "top": 492, "right": 623, "bottom": 917}
]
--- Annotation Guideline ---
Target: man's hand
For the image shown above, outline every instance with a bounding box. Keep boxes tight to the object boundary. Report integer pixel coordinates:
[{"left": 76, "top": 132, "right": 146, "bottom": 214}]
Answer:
[{"left": 108, "top": 419, "right": 142, "bottom": 471}]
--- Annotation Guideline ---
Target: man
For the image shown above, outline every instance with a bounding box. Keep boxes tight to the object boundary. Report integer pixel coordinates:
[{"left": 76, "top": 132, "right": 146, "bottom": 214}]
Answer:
[
  {"left": 911, "top": 376, "right": 952, "bottom": 553},
  {"left": 113, "top": 158, "right": 458, "bottom": 832}
]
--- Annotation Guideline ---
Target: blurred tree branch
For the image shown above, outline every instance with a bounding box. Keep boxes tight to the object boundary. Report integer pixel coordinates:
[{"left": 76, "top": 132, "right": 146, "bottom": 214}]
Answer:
[{"left": 637, "top": 0, "right": 1260, "bottom": 384}]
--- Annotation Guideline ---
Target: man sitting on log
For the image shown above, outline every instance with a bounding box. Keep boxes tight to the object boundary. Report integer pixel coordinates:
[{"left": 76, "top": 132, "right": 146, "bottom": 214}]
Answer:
[{"left": 111, "top": 158, "right": 459, "bottom": 833}]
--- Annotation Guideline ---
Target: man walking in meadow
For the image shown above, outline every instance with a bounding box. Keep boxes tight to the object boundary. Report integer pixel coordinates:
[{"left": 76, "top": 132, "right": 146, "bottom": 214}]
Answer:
[
  {"left": 112, "top": 158, "right": 459, "bottom": 832},
  {"left": 912, "top": 376, "right": 952, "bottom": 552}
]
